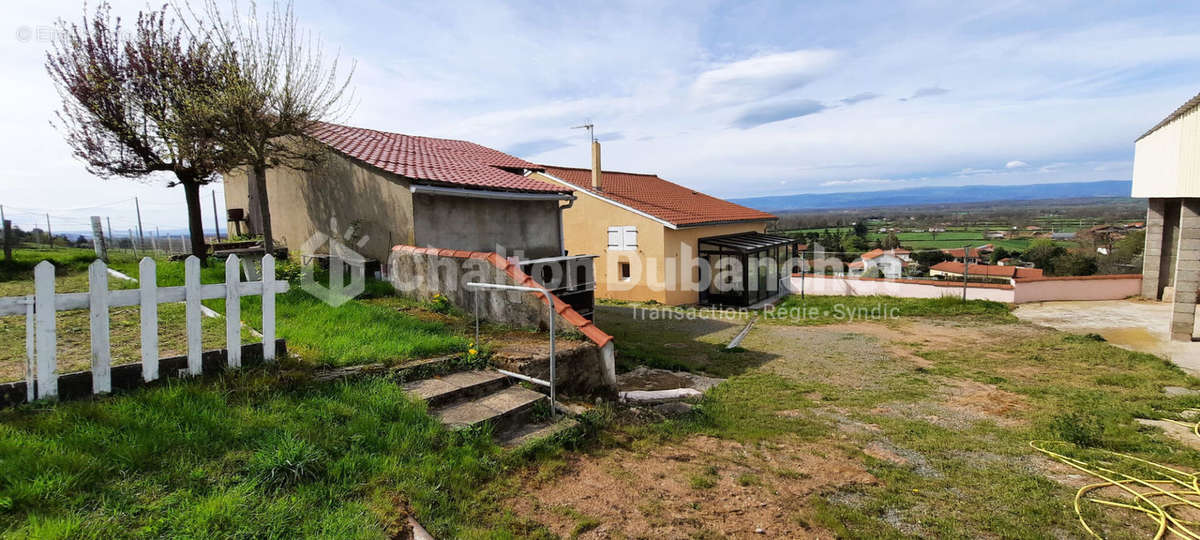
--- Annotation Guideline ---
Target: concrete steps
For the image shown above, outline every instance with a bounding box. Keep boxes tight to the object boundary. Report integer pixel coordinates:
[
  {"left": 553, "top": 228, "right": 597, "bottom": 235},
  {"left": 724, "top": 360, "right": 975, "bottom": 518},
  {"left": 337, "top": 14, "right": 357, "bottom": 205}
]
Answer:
[
  {"left": 404, "top": 369, "right": 550, "bottom": 435},
  {"left": 498, "top": 417, "right": 580, "bottom": 448},
  {"left": 402, "top": 370, "right": 510, "bottom": 408}
]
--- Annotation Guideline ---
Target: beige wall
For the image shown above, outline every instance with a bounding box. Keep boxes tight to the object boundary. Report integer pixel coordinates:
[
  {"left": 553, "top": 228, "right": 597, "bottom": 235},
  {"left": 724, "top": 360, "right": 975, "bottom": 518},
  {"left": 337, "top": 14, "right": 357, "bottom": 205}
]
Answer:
[
  {"left": 1134, "top": 104, "right": 1200, "bottom": 198},
  {"left": 527, "top": 171, "right": 769, "bottom": 305},
  {"left": 223, "top": 150, "right": 415, "bottom": 262}
]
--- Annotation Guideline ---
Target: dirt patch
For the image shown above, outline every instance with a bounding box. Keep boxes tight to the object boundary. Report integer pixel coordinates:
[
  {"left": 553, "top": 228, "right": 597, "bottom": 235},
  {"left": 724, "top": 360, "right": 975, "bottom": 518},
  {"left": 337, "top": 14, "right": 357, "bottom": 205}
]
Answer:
[
  {"left": 617, "top": 366, "right": 725, "bottom": 392},
  {"left": 863, "top": 441, "right": 909, "bottom": 465},
  {"left": 508, "top": 435, "right": 876, "bottom": 539},
  {"left": 941, "top": 378, "right": 1029, "bottom": 425},
  {"left": 836, "top": 320, "right": 1042, "bottom": 370}
]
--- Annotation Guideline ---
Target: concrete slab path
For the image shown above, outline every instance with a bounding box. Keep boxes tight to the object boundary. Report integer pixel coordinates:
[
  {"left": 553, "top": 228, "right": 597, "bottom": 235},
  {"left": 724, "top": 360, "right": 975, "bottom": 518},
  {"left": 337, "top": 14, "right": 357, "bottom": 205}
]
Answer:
[{"left": 1014, "top": 299, "right": 1200, "bottom": 375}]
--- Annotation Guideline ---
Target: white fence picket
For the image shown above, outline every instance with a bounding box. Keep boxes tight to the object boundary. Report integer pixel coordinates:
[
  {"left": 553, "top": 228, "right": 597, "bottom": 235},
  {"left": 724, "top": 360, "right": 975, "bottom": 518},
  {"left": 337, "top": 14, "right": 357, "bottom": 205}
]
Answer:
[
  {"left": 225, "top": 255, "right": 241, "bottom": 368},
  {"left": 88, "top": 261, "right": 111, "bottom": 393},
  {"left": 34, "top": 262, "right": 57, "bottom": 399},
  {"left": 140, "top": 258, "right": 159, "bottom": 381},
  {"left": 262, "top": 255, "right": 276, "bottom": 362},
  {"left": 8, "top": 256, "right": 288, "bottom": 402},
  {"left": 185, "top": 257, "right": 202, "bottom": 375},
  {"left": 24, "top": 297, "right": 34, "bottom": 402}
]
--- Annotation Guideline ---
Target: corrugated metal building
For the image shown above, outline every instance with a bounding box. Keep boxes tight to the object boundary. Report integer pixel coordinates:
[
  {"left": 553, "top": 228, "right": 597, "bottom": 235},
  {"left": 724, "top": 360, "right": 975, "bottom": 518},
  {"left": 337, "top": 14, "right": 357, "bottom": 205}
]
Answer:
[{"left": 1133, "top": 92, "right": 1200, "bottom": 341}]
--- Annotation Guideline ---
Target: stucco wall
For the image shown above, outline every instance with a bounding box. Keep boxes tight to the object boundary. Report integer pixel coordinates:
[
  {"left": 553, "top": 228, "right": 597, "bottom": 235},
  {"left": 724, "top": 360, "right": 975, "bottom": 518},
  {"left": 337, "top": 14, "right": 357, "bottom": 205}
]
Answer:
[
  {"left": 528, "top": 171, "right": 671, "bottom": 303},
  {"left": 787, "top": 274, "right": 1143, "bottom": 304},
  {"left": 223, "top": 150, "right": 415, "bottom": 261},
  {"left": 1133, "top": 103, "right": 1200, "bottom": 198},
  {"left": 1012, "top": 276, "right": 1143, "bottom": 303},
  {"left": 388, "top": 245, "right": 616, "bottom": 394},
  {"left": 411, "top": 194, "right": 562, "bottom": 259},
  {"left": 526, "top": 171, "right": 769, "bottom": 305},
  {"left": 788, "top": 275, "right": 1015, "bottom": 302}
]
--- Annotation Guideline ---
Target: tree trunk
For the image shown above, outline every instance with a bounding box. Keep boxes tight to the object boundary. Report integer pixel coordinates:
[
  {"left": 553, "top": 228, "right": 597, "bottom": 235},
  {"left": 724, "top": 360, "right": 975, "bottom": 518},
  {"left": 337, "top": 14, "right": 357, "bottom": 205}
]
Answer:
[
  {"left": 182, "top": 179, "right": 208, "bottom": 263},
  {"left": 252, "top": 164, "right": 275, "bottom": 254}
]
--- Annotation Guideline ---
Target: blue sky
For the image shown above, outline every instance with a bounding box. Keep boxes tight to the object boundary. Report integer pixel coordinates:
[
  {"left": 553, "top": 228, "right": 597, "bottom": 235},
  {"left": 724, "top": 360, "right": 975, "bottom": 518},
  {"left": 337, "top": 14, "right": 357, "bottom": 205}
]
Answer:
[{"left": 2, "top": 0, "right": 1200, "bottom": 230}]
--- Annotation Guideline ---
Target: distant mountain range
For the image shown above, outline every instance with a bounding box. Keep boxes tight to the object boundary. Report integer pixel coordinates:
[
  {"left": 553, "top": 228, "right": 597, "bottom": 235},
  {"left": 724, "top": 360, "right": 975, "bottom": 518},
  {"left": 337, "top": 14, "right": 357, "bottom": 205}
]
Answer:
[{"left": 730, "top": 180, "right": 1133, "bottom": 212}]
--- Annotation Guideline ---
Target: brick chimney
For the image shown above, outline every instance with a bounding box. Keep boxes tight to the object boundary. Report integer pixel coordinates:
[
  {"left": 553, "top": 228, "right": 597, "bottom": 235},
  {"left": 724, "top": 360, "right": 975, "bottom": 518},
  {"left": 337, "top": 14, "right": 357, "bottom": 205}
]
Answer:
[{"left": 591, "top": 139, "right": 602, "bottom": 189}]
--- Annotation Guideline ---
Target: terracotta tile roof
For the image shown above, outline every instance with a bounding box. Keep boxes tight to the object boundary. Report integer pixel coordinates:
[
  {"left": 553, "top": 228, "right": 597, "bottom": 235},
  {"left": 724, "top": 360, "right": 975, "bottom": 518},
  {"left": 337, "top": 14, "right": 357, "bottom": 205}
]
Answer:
[
  {"left": 307, "top": 122, "right": 568, "bottom": 193},
  {"left": 930, "top": 261, "right": 1043, "bottom": 279},
  {"left": 538, "top": 165, "right": 777, "bottom": 227},
  {"left": 861, "top": 248, "right": 910, "bottom": 260},
  {"left": 941, "top": 244, "right": 993, "bottom": 259}
]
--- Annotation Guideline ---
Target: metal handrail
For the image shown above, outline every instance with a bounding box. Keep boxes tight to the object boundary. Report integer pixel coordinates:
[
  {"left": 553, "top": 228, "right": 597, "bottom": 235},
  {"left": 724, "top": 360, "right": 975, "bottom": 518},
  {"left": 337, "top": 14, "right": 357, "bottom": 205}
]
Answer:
[{"left": 465, "top": 281, "right": 557, "bottom": 420}]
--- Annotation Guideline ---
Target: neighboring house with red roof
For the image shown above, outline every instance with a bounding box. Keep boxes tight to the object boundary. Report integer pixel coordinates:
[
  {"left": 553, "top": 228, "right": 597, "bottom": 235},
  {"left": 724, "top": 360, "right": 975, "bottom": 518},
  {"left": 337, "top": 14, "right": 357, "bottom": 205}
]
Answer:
[
  {"left": 527, "top": 141, "right": 796, "bottom": 305},
  {"left": 222, "top": 122, "right": 575, "bottom": 262},
  {"left": 941, "top": 244, "right": 994, "bottom": 264},
  {"left": 929, "top": 261, "right": 1044, "bottom": 283},
  {"left": 848, "top": 248, "right": 912, "bottom": 279}
]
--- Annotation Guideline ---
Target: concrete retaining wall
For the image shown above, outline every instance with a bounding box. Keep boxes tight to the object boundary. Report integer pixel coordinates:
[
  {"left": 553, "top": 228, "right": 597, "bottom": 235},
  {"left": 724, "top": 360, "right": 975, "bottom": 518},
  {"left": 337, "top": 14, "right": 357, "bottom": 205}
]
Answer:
[
  {"left": 787, "top": 274, "right": 1143, "bottom": 304},
  {"left": 389, "top": 245, "right": 616, "bottom": 393}
]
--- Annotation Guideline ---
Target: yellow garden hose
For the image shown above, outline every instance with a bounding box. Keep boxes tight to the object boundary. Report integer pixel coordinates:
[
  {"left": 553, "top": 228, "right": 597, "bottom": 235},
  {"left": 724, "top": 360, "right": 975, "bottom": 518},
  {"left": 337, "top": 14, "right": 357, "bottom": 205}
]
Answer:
[{"left": 1032, "top": 410, "right": 1200, "bottom": 539}]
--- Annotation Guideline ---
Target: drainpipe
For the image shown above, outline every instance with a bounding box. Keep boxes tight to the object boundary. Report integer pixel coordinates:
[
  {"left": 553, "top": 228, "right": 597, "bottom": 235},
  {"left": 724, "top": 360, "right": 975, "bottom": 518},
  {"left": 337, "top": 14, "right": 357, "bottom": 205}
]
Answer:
[{"left": 557, "top": 194, "right": 576, "bottom": 256}]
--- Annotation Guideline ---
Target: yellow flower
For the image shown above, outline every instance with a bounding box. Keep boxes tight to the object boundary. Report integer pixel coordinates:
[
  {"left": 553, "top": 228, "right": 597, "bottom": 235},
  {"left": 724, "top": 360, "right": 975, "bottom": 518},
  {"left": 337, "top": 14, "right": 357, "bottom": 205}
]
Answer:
[{"left": 468, "top": 349, "right": 478, "bottom": 355}]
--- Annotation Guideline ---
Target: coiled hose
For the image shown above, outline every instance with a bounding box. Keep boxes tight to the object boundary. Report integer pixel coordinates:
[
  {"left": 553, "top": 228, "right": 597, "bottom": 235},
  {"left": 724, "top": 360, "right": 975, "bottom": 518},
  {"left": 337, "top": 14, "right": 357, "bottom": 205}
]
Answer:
[{"left": 1032, "top": 413, "right": 1200, "bottom": 539}]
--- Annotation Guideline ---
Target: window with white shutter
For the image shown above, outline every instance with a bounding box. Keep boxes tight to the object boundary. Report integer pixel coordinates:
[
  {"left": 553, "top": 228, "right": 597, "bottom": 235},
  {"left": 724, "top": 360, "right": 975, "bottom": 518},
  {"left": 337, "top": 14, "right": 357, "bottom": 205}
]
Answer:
[
  {"left": 622, "top": 226, "right": 637, "bottom": 249},
  {"left": 607, "top": 226, "right": 638, "bottom": 250},
  {"left": 607, "top": 227, "right": 622, "bottom": 249}
]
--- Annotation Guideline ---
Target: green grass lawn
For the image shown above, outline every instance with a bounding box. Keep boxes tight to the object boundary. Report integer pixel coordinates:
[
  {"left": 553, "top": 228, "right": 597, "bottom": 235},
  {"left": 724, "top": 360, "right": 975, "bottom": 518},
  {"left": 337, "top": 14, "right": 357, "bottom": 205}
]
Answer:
[
  {"left": 571, "top": 297, "right": 1200, "bottom": 538},
  {"left": 0, "top": 368, "right": 549, "bottom": 538},
  {"left": 0, "top": 250, "right": 552, "bottom": 538},
  {"left": 769, "top": 294, "right": 1016, "bottom": 326}
]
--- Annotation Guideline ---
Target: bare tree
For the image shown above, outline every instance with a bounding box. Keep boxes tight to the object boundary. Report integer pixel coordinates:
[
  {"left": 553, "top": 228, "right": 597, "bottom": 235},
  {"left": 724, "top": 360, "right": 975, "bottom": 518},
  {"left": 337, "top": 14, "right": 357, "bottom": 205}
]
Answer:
[
  {"left": 47, "top": 2, "right": 230, "bottom": 261},
  {"left": 184, "top": 0, "right": 354, "bottom": 254}
]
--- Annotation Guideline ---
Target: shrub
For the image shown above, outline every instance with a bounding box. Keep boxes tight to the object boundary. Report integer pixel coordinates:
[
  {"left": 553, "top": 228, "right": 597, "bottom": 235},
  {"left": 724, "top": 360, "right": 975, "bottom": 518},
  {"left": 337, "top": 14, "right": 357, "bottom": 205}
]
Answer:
[
  {"left": 430, "top": 293, "right": 453, "bottom": 314},
  {"left": 1049, "top": 413, "right": 1104, "bottom": 448}
]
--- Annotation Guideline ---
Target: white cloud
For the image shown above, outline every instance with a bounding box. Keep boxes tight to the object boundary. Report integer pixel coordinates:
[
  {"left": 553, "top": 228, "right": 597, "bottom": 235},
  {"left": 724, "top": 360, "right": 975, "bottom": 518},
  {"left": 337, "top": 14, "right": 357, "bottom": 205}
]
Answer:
[
  {"left": 3, "top": 1, "right": 1198, "bottom": 222},
  {"left": 690, "top": 49, "right": 839, "bottom": 108},
  {"left": 1005, "top": 160, "right": 1029, "bottom": 168}
]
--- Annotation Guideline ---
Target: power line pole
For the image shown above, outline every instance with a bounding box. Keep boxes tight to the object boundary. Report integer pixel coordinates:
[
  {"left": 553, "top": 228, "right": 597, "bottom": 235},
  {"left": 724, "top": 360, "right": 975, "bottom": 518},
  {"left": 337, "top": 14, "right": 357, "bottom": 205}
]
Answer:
[
  {"left": 45, "top": 213, "right": 52, "bottom": 248},
  {"left": 106, "top": 217, "right": 114, "bottom": 250},
  {"left": 134, "top": 197, "right": 145, "bottom": 251},
  {"left": 211, "top": 190, "right": 222, "bottom": 241}
]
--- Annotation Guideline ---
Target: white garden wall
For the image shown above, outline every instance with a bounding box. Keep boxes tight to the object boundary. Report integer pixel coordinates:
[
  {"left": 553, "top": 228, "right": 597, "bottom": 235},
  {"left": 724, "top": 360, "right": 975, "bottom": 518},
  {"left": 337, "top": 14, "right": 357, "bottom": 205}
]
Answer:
[{"left": 787, "top": 274, "right": 1142, "bottom": 304}]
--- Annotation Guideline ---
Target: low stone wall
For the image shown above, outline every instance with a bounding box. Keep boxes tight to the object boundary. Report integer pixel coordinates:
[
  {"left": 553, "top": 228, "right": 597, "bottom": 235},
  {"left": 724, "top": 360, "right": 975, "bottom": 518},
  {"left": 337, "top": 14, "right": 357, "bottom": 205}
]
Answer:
[
  {"left": 389, "top": 245, "right": 616, "bottom": 393},
  {"left": 787, "top": 274, "right": 1143, "bottom": 304}
]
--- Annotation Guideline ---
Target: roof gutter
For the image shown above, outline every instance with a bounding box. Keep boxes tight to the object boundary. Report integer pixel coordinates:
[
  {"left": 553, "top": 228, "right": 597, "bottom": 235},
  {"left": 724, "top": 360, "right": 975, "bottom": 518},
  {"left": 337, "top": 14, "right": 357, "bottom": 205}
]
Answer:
[{"left": 410, "top": 183, "right": 574, "bottom": 201}]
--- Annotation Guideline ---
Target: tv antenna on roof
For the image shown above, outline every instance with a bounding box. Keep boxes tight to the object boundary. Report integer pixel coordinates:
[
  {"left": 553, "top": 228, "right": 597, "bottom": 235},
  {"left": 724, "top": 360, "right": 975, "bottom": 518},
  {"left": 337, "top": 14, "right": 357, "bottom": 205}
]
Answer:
[{"left": 571, "top": 122, "right": 595, "bottom": 142}]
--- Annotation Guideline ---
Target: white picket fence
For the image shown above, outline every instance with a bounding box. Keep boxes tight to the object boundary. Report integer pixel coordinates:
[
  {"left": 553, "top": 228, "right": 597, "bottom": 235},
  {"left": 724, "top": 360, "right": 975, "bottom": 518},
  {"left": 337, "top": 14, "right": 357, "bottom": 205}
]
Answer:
[{"left": 0, "top": 255, "right": 288, "bottom": 401}]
